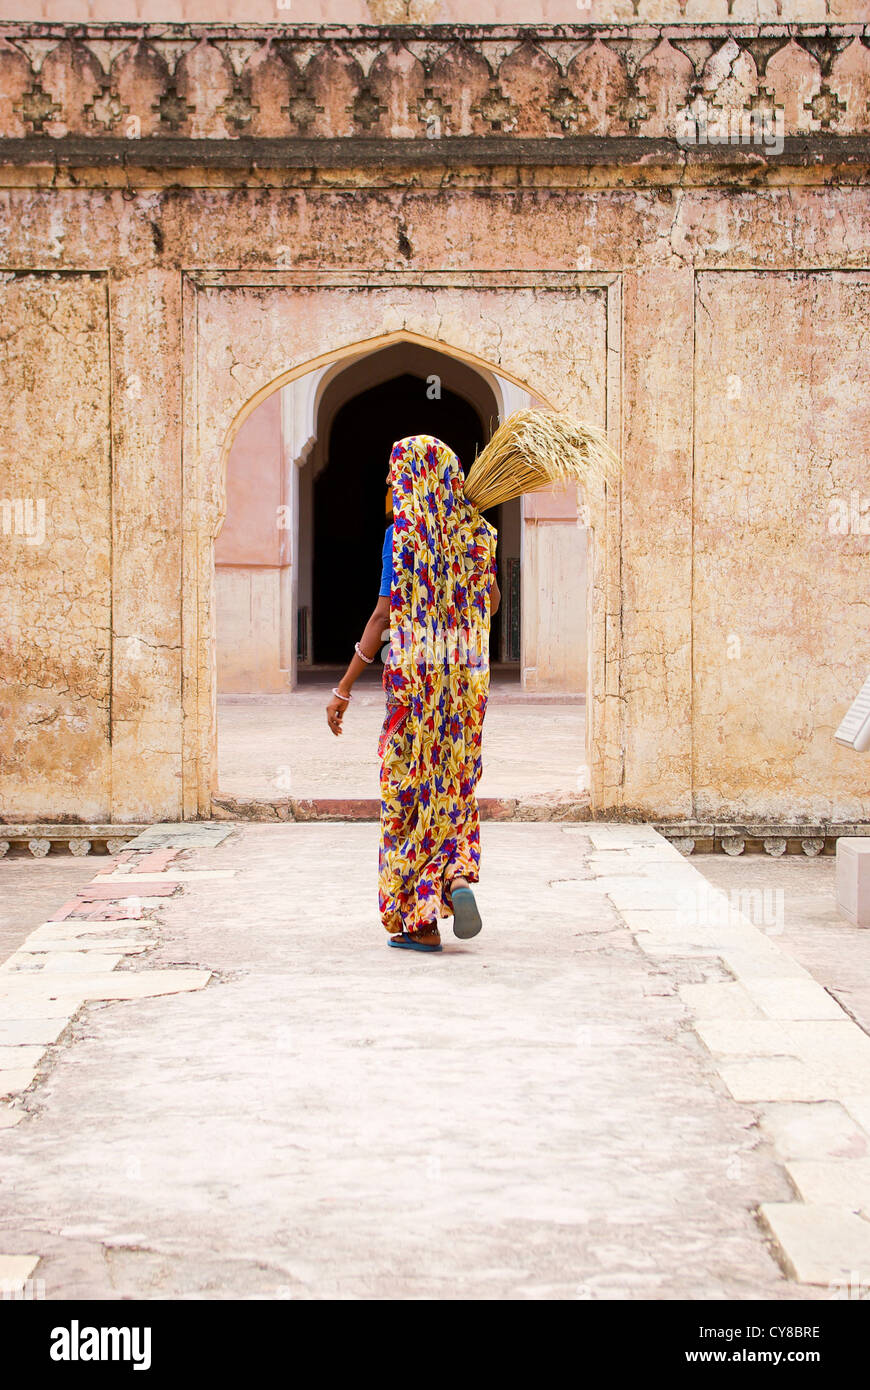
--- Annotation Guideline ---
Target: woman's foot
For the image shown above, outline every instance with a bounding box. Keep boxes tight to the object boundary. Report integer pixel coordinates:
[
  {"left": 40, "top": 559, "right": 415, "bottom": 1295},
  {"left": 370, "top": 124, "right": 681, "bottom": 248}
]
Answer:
[
  {"left": 389, "top": 924, "right": 442, "bottom": 953},
  {"left": 448, "top": 877, "right": 483, "bottom": 940},
  {"left": 410, "top": 923, "right": 441, "bottom": 947}
]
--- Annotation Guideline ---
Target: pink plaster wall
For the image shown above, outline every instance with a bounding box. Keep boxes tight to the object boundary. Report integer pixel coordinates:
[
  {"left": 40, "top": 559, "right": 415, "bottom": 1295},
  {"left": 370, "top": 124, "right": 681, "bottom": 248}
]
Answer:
[
  {"left": 216, "top": 389, "right": 282, "bottom": 568},
  {"left": 524, "top": 483, "right": 579, "bottom": 520}
]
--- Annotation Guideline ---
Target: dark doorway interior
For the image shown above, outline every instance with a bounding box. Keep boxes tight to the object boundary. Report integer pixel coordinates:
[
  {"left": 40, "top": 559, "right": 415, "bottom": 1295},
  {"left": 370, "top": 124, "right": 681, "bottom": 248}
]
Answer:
[{"left": 313, "top": 373, "right": 505, "bottom": 664}]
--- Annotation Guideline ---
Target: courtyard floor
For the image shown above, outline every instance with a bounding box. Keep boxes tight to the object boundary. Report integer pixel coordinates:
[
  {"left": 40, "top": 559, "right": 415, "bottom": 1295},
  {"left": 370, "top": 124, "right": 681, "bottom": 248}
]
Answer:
[
  {"left": 216, "top": 678, "right": 587, "bottom": 802},
  {"left": 1, "top": 822, "right": 869, "bottom": 1300}
]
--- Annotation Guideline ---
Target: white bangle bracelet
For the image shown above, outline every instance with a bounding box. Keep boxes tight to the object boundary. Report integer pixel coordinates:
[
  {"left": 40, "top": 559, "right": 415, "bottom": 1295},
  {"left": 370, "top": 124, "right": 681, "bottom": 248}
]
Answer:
[
  {"left": 354, "top": 641, "right": 374, "bottom": 665},
  {"left": 332, "top": 687, "right": 351, "bottom": 702}
]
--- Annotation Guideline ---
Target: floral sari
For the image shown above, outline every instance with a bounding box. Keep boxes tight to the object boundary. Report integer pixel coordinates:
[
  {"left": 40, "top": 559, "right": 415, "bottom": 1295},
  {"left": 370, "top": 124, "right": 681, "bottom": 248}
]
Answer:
[{"left": 377, "top": 435, "right": 497, "bottom": 936}]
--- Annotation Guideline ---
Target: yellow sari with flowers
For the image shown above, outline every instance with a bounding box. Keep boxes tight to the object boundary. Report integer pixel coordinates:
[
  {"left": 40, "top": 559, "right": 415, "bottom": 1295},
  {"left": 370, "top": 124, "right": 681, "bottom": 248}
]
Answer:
[{"left": 377, "top": 436, "right": 497, "bottom": 936}]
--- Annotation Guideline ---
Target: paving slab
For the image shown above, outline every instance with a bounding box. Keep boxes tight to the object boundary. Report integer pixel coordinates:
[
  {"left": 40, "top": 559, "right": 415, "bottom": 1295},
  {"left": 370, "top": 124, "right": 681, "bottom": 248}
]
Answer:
[
  {"left": 94, "top": 871, "right": 236, "bottom": 883},
  {"left": 680, "top": 982, "right": 765, "bottom": 1020},
  {"left": 19, "top": 940, "right": 150, "bottom": 955},
  {"left": 33, "top": 919, "right": 152, "bottom": 938},
  {"left": 628, "top": 921, "right": 757, "bottom": 950},
  {"left": 587, "top": 848, "right": 687, "bottom": 870},
  {"left": 719, "top": 1058, "right": 836, "bottom": 1104},
  {"left": 0, "top": 1253, "right": 39, "bottom": 1293},
  {"left": 760, "top": 1203, "right": 870, "bottom": 1287},
  {"left": 0, "top": 1069, "right": 38, "bottom": 1097},
  {"left": 53, "top": 901, "right": 155, "bottom": 922},
  {"left": 129, "top": 849, "right": 181, "bottom": 873},
  {"left": 633, "top": 935, "right": 729, "bottom": 961},
  {"left": 75, "top": 882, "right": 179, "bottom": 900},
  {"left": 695, "top": 1020, "right": 801, "bottom": 1059},
  {"left": 0, "top": 1019, "right": 69, "bottom": 1047},
  {"left": 719, "top": 948, "right": 816, "bottom": 985},
  {"left": 621, "top": 909, "right": 745, "bottom": 932},
  {"left": 0, "top": 970, "right": 211, "bottom": 1003},
  {"left": 785, "top": 1160, "right": 870, "bottom": 1211},
  {"left": 124, "top": 824, "right": 235, "bottom": 851},
  {"left": 592, "top": 882, "right": 707, "bottom": 913},
  {"left": 0, "top": 996, "right": 85, "bottom": 1020},
  {"left": 1, "top": 952, "right": 124, "bottom": 976},
  {"left": 0, "top": 1047, "right": 47, "bottom": 1071},
  {"left": 741, "top": 979, "right": 849, "bottom": 1022},
  {"left": 757, "top": 1102, "right": 869, "bottom": 1162},
  {"left": 583, "top": 825, "right": 664, "bottom": 848}
]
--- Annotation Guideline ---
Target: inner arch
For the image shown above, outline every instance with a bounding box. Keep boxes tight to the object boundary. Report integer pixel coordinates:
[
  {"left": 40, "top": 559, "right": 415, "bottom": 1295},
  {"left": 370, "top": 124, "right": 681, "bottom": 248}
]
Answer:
[{"left": 311, "top": 364, "right": 495, "bottom": 663}]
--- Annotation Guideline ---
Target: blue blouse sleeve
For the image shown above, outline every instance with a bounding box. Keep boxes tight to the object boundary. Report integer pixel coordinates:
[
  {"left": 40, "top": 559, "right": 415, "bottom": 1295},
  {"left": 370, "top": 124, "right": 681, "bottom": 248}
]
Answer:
[{"left": 379, "top": 524, "right": 394, "bottom": 597}]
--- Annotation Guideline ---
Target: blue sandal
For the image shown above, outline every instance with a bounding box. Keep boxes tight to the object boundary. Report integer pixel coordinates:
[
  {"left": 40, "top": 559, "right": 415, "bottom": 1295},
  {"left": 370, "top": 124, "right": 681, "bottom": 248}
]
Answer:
[
  {"left": 451, "top": 885, "right": 482, "bottom": 940},
  {"left": 389, "top": 932, "right": 443, "bottom": 953}
]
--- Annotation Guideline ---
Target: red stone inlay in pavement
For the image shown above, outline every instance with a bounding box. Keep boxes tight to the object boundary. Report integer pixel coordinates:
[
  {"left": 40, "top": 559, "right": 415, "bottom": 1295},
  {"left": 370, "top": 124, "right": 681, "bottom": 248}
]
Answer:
[
  {"left": 94, "top": 848, "right": 180, "bottom": 876},
  {"left": 136, "top": 849, "right": 181, "bottom": 872},
  {"left": 50, "top": 899, "right": 147, "bottom": 922}
]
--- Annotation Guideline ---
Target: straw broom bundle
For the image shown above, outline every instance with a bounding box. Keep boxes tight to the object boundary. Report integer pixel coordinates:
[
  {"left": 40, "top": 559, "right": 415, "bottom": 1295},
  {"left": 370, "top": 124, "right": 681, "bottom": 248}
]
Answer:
[{"left": 463, "top": 410, "right": 619, "bottom": 513}]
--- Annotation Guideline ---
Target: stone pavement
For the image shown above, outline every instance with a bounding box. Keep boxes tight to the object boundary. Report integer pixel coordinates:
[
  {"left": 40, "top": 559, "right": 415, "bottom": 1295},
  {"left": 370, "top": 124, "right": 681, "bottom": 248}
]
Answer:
[{"left": 0, "top": 822, "right": 868, "bottom": 1300}]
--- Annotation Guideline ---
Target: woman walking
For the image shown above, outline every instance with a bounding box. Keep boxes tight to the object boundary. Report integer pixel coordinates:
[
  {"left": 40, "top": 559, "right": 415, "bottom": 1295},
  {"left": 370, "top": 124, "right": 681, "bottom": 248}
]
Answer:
[{"left": 326, "top": 412, "right": 617, "bottom": 955}]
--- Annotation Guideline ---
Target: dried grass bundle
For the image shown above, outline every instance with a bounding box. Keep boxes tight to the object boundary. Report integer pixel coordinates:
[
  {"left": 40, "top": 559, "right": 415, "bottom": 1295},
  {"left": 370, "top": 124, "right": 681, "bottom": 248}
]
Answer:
[{"left": 464, "top": 410, "right": 619, "bottom": 512}]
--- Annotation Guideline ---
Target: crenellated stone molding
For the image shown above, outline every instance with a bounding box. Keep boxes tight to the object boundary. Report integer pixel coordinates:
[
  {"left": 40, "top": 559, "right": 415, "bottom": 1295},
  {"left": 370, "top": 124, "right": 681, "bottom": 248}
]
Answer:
[
  {"left": 0, "top": 23, "right": 867, "bottom": 150},
  {"left": 653, "top": 822, "right": 870, "bottom": 856}
]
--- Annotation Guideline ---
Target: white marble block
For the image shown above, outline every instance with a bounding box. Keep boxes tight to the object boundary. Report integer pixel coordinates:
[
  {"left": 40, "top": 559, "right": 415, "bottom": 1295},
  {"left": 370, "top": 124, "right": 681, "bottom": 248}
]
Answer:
[{"left": 836, "top": 838, "right": 870, "bottom": 929}]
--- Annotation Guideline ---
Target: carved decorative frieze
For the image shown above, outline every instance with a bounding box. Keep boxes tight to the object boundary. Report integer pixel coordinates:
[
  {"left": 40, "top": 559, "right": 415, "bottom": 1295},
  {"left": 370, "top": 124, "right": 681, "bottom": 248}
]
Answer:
[
  {"left": 0, "top": 24, "right": 866, "bottom": 146},
  {"left": 0, "top": 825, "right": 145, "bottom": 854}
]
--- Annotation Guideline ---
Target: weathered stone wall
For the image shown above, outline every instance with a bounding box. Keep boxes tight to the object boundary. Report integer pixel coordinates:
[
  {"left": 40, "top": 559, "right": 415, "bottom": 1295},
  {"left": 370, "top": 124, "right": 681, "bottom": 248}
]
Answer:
[
  {"left": 0, "top": 22, "right": 867, "bottom": 826},
  {"left": 2, "top": 4, "right": 866, "bottom": 26},
  {"left": 0, "top": 272, "right": 112, "bottom": 821},
  {"left": 693, "top": 270, "right": 870, "bottom": 822}
]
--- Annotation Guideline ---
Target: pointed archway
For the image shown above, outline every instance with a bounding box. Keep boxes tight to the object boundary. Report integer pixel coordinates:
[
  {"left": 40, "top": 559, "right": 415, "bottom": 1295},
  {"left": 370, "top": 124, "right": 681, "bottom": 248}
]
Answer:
[
  {"left": 215, "top": 336, "right": 530, "bottom": 695},
  {"left": 185, "top": 276, "right": 621, "bottom": 817}
]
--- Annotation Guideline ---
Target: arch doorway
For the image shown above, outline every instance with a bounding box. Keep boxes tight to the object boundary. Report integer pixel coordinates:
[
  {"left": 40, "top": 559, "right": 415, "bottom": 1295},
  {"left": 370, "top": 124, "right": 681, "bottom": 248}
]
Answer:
[
  {"left": 213, "top": 332, "right": 593, "bottom": 809},
  {"left": 216, "top": 341, "right": 523, "bottom": 691}
]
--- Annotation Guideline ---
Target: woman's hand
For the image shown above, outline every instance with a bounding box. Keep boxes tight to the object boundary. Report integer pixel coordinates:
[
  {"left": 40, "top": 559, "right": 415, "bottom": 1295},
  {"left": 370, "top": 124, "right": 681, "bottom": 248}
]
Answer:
[
  {"left": 326, "top": 693, "right": 348, "bottom": 736},
  {"left": 326, "top": 595, "right": 388, "bottom": 737}
]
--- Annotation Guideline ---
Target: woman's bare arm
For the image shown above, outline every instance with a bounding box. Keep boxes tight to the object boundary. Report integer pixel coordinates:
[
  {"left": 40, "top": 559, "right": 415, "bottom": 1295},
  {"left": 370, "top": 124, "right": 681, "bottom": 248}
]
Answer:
[
  {"left": 491, "top": 577, "right": 501, "bottom": 616},
  {"left": 326, "top": 594, "right": 390, "bottom": 736}
]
